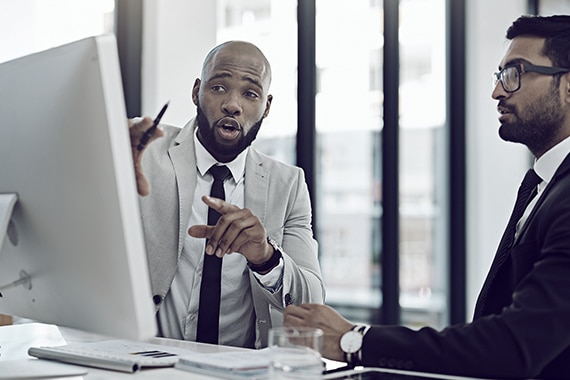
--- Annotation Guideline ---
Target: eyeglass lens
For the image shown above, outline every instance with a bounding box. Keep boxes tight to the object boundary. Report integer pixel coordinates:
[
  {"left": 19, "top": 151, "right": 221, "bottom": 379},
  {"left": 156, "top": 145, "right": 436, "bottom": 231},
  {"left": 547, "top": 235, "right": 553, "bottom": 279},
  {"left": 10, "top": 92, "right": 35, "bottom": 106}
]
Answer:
[{"left": 494, "top": 66, "right": 520, "bottom": 92}]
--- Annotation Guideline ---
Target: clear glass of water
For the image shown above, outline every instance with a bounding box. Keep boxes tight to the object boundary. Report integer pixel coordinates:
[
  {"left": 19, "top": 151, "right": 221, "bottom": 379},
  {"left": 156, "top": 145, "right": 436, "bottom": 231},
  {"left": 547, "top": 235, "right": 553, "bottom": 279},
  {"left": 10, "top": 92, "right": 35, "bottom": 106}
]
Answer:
[{"left": 268, "top": 326, "right": 324, "bottom": 379}]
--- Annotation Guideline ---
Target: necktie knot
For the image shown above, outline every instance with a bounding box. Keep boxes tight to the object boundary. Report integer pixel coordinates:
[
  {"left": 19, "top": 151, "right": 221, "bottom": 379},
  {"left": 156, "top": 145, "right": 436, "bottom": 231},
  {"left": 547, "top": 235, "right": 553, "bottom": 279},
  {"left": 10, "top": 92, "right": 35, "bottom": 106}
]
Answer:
[
  {"left": 521, "top": 168, "right": 541, "bottom": 192},
  {"left": 209, "top": 165, "right": 231, "bottom": 182},
  {"left": 511, "top": 168, "right": 541, "bottom": 232}
]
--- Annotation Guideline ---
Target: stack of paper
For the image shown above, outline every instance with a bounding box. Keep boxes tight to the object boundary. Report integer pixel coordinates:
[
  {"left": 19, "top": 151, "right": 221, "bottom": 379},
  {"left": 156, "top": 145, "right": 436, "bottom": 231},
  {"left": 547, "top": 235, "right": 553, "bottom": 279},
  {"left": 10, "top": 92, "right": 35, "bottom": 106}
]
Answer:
[{"left": 175, "top": 348, "right": 272, "bottom": 379}]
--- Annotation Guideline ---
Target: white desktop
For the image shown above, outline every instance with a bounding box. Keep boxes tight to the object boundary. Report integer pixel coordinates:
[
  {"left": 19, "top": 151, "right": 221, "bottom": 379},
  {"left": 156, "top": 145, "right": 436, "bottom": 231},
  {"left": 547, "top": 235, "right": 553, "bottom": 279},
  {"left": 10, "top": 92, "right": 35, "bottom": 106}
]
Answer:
[{"left": 0, "top": 34, "right": 156, "bottom": 341}]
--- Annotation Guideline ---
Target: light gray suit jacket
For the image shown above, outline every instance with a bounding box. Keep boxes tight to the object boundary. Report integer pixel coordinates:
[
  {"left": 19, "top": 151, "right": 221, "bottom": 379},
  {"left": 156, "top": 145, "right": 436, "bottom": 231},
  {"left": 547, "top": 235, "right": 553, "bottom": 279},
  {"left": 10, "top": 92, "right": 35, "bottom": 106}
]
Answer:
[{"left": 138, "top": 118, "right": 325, "bottom": 347}]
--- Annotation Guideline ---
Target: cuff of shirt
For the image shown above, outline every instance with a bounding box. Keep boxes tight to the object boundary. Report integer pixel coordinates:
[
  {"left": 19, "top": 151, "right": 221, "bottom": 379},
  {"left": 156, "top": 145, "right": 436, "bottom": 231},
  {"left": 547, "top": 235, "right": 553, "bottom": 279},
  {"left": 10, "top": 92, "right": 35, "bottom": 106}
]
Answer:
[{"left": 252, "top": 258, "right": 284, "bottom": 292}]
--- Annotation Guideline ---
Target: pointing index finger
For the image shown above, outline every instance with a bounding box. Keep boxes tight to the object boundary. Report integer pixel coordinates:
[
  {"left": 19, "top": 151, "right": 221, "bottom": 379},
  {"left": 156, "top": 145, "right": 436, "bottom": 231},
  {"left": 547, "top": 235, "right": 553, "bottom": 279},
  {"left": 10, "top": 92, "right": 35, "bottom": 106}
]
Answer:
[{"left": 201, "top": 195, "right": 240, "bottom": 214}]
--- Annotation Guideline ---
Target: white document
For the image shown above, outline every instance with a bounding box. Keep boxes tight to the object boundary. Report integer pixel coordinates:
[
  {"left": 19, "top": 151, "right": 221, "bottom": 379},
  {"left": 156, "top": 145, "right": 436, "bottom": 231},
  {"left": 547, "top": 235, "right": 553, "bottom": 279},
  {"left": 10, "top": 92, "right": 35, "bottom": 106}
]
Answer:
[
  {"left": 0, "top": 323, "right": 87, "bottom": 379},
  {"left": 0, "top": 359, "right": 87, "bottom": 379},
  {"left": 175, "top": 348, "right": 271, "bottom": 379},
  {"left": 0, "top": 322, "right": 66, "bottom": 361}
]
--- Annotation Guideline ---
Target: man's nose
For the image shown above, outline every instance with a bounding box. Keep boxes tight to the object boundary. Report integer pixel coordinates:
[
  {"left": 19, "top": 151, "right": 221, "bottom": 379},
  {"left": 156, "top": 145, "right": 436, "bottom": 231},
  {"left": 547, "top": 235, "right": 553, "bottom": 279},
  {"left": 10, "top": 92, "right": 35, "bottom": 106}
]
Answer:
[
  {"left": 222, "top": 93, "right": 242, "bottom": 116},
  {"left": 491, "top": 80, "right": 509, "bottom": 100}
]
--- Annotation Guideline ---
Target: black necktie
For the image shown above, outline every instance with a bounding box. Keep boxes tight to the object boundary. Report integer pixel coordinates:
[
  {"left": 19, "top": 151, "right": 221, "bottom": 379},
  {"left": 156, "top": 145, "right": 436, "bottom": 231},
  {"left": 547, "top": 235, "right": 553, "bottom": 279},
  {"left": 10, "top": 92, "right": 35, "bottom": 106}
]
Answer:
[
  {"left": 474, "top": 168, "right": 541, "bottom": 318},
  {"left": 196, "top": 165, "right": 231, "bottom": 344}
]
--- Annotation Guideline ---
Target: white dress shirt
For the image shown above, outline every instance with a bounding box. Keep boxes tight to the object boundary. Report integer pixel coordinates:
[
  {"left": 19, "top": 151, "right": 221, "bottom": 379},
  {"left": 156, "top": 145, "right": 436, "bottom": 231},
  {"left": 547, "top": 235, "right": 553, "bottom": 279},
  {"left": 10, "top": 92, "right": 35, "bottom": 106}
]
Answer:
[
  {"left": 158, "top": 131, "right": 283, "bottom": 347},
  {"left": 517, "top": 136, "right": 570, "bottom": 238}
]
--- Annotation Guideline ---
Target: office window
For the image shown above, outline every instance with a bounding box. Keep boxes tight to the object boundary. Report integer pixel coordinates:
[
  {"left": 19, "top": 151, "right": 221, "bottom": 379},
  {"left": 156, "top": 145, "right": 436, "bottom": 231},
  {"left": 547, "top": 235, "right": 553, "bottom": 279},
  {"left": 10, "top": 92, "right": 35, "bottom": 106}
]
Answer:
[
  {"left": 399, "top": 0, "right": 447, "bottom": 327},
  {"left": 0, "top": 0, "right": 114, "bottom": 63},
  {"left": 316, "top": 0, "right": 447, "bottom": 328}
]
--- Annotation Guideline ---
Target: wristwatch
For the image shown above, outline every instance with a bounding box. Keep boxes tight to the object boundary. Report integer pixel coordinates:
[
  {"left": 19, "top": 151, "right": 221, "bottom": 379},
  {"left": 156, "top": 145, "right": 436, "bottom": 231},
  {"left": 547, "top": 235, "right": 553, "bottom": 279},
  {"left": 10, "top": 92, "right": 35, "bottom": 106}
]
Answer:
[
  {"left": 246, "top": 236, "right": 283, "bottom": 273},
  {"left": 340, "top": 324, "right": 368, "bottom": 367}
]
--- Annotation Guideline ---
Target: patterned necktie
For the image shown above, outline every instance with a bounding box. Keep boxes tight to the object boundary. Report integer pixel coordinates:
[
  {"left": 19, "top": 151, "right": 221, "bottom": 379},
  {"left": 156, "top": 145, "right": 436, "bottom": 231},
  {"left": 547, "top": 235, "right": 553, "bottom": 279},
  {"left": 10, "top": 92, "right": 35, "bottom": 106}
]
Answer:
[
  {"left": 196, "top": 165, "right": 231, "bottom": 344},
  {"left": 473, "top": 168, "right": 541, "bottom": 319}
]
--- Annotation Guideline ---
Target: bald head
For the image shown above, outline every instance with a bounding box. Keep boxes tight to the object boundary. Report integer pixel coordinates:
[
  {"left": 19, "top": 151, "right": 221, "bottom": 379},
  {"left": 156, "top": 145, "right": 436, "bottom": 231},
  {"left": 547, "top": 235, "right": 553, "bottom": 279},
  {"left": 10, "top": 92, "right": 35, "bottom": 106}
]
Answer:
[{"left": 201, "top": 41, "right": 272, "bottom": 90}]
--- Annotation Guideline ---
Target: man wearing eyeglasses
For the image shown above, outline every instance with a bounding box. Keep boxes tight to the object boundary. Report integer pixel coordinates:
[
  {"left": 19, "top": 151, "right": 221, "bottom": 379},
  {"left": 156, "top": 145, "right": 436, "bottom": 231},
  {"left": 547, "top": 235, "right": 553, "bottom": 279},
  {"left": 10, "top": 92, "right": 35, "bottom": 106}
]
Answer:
[{"left": 284, "top": 15, "right": 570, "bottom": 380}]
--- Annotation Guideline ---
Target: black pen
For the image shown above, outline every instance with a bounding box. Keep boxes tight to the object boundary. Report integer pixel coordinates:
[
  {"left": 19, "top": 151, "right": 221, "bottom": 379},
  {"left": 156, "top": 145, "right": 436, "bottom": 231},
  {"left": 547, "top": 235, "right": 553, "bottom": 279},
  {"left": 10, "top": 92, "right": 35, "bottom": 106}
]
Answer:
[{"left": 137, "top": 101, "right": 169, "bottom": 151}]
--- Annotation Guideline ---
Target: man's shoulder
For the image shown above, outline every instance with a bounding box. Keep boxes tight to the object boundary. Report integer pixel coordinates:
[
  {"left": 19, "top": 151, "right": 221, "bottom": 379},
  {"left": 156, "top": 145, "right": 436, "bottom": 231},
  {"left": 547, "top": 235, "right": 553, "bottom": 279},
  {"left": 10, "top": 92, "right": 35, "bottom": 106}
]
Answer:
[
  {"left": 148, "top": 123, "right": 189, "bottom": 149},
  {"left": 247, "top": 147, "right": 301, "bottom": 173},
  {"left": 161, "top": 123, "right": 185, "bottom": 139}
]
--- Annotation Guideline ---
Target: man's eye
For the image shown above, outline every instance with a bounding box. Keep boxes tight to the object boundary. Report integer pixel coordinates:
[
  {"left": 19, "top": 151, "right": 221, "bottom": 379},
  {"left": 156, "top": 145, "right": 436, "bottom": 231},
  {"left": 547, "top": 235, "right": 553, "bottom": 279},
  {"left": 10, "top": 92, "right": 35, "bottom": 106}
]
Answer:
[
  {"left": 211, "top": 85, "right": 225, "bottom": 92},
  {"left": 245, "top": 91, "right": 259, "bottom": 99}
]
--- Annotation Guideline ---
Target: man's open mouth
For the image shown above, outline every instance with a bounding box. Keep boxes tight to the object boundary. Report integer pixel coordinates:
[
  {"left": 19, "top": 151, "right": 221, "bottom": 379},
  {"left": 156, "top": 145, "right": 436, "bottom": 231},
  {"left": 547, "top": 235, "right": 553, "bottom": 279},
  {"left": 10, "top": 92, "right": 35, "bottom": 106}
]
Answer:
[{"left": 216, "top": 118, "right": 242, "bottom": 139}]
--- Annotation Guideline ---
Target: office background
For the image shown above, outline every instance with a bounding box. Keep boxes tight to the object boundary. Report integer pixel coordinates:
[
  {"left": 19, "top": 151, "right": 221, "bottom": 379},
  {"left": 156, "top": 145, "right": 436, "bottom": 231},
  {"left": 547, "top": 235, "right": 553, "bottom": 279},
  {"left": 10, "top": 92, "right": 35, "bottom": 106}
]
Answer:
[{"left": 1, "top": 0, "right": 568, "bottom": 330}]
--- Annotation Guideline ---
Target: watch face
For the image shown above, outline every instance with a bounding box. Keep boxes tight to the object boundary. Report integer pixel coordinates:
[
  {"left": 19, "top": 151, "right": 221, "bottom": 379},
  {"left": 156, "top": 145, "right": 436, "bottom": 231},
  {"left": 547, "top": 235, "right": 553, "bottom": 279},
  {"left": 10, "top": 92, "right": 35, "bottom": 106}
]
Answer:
[{"left": 340, "top": 331, "right": 363, "bottom": 354}]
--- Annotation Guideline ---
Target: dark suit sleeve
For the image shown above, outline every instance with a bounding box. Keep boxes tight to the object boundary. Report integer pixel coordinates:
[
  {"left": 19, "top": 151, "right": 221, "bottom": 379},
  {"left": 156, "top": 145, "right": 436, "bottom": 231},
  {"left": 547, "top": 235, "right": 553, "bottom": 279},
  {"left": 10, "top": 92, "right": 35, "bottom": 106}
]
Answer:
[{"left": 361, "top": 179, "right": 570, "bottom": 379}]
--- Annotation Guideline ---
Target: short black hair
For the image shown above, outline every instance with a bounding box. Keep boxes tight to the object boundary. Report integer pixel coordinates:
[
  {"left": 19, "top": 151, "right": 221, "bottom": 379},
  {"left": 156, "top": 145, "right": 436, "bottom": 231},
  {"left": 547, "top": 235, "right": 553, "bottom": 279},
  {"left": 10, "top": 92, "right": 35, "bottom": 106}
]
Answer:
[{"left": 506, "top": 15, "right": 570, "bottom": 68}]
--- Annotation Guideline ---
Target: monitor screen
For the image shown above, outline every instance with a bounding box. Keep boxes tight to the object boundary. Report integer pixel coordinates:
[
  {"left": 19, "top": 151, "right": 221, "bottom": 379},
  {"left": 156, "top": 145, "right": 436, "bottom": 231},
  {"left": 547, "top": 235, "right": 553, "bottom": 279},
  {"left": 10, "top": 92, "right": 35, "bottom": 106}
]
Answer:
[{"left": 0, "top": 35, "right": 157, "bottom": 341}]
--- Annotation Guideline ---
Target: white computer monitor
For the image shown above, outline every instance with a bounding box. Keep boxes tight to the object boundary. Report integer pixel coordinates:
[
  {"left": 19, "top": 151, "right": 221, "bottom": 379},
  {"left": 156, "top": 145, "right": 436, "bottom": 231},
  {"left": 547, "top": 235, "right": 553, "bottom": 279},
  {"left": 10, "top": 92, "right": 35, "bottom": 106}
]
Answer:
[{"left": 0, "top": 35, "right": 157, "bottom": 341}]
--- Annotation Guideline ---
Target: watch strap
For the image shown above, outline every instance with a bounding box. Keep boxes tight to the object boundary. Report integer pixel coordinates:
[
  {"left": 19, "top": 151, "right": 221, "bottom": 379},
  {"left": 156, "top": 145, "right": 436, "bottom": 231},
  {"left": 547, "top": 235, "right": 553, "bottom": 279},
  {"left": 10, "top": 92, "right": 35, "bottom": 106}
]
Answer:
[{"left": 247, "top": 237, "right": 283, "bottom": 273}]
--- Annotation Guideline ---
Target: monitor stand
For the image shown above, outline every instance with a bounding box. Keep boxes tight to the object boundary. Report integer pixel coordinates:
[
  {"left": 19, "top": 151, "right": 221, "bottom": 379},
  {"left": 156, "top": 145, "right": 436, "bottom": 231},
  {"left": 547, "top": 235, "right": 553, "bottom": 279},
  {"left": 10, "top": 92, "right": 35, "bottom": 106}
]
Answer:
[
  {"left": 0, "top": 193, "right": 17, "bottom": 250},
  {"left": 0, "top": 193, "right": 32, "bottom": 296}
]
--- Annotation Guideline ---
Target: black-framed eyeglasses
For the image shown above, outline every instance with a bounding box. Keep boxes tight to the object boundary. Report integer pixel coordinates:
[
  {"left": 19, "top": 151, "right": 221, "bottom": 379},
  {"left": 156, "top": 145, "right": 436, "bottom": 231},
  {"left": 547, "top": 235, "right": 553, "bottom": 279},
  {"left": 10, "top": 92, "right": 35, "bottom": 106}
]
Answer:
[{"left": 492, "top": 63, "right": 570, "bottom": 93}]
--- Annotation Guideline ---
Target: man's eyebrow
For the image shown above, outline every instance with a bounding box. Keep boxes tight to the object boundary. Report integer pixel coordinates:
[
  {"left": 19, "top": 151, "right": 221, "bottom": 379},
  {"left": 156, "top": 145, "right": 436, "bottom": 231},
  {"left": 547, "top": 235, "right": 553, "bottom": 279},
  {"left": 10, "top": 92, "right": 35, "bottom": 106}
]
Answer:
[
  {"left": 208, "top": 72, "right": 263, "bottom": 89},
  {"left": 499, "top": 58, "right": 529, "bottom": 70},
  {"left": 209, "top": 72, "right": 232, "bottom": 81},
  {"left": 242, "top": 75, "right": 263, "bottom": 89}
]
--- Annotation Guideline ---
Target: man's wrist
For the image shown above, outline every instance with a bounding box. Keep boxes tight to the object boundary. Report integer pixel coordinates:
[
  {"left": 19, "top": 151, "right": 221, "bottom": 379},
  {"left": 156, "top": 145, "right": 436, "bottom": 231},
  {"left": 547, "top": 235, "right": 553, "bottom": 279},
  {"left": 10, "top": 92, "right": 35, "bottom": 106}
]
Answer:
[{"left": 247, "top": 237, "right": 283, "bottom": 273}]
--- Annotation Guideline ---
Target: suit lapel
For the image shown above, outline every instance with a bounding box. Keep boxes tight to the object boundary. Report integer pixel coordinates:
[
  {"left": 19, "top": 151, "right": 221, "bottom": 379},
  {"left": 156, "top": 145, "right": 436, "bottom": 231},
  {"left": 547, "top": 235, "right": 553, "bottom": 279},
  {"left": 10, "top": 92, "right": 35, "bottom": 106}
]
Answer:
[
  {"left": 244, "top": 148, "right": 269, "bottom": 226},
  {"left": 169, "top": 121, "right": 198, "bottom": 256},
  {"left": 515, "top": 153, "right": 570, "bottom": 243}
]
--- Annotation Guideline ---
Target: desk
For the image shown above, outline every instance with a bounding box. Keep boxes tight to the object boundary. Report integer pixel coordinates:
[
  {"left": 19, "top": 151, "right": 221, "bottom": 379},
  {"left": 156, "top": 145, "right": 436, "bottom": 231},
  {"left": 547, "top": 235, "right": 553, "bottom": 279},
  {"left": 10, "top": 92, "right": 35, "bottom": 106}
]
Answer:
[
  {"left": 0, "top": 322, "right": 491, "bottom": 380},
  {"left": 0, "top": 322, "right": 248, "bottom": 379}
]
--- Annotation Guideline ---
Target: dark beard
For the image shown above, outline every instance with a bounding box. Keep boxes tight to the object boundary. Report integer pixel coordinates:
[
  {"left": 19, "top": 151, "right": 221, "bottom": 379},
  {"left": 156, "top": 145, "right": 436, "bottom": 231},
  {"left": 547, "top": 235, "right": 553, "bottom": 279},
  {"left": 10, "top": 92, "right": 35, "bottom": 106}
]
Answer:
[
  {"left": 196, "top": 105, "right": 263, "bottom": 162},
  {"left": 498, "top": 83, "right": 565, "bottom": 156}
]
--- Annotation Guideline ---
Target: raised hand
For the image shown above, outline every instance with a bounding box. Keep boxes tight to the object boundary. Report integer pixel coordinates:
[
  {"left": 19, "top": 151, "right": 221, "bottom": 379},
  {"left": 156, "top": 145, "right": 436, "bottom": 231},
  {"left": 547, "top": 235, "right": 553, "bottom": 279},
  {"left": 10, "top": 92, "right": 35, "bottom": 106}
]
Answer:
[{"left": 188, "top": 196, "right": 274, "bottom": 266}]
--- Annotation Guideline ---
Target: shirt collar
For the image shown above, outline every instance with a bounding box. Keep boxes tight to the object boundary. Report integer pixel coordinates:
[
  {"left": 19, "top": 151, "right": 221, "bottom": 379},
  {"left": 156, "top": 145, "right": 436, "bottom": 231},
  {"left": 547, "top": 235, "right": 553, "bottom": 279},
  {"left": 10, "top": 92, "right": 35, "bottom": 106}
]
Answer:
[
  {"left": 194, "top": 129, "right": 248, "bottom": 182},
  {"left": 534, "top": 136, "right": 570, "bottom": 189}
]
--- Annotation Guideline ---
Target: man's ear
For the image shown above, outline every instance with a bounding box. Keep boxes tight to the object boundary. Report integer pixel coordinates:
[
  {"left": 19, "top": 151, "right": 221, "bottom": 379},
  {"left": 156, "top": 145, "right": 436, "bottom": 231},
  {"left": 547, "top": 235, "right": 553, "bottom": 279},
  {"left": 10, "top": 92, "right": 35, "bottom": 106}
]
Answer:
[
  {"left": 192, "top": 78, "right": 201, "bottom": 106},
  {"left": 262, "top": 94, "right": 273, "bottom": 118}
]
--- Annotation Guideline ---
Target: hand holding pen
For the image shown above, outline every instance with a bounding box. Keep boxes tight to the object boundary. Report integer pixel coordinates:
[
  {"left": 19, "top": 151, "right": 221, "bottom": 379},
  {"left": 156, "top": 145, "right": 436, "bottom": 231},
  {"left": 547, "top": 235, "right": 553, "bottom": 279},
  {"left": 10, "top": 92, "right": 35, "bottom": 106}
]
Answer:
[
  {"left": 137, "top": 101, "right": 169, "bottom": 151},
  {"left": 129, "top": 102, "right": 169, "bottom": 196}
]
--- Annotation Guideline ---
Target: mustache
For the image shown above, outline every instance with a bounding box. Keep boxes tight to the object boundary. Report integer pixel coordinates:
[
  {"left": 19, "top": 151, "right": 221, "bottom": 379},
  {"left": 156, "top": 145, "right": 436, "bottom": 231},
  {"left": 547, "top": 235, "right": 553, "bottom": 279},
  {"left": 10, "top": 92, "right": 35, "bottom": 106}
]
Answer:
[{"left": 497, "top": 100, "right": 516, "bottom": 114}]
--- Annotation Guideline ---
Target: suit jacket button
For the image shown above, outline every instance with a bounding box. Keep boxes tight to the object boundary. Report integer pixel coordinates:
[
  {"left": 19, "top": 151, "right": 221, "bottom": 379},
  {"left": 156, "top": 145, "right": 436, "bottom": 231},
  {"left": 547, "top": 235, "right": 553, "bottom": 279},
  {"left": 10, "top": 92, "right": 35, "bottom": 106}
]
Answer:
[{"left": 153, "top": 295, "right": 163, "bottom": 305}]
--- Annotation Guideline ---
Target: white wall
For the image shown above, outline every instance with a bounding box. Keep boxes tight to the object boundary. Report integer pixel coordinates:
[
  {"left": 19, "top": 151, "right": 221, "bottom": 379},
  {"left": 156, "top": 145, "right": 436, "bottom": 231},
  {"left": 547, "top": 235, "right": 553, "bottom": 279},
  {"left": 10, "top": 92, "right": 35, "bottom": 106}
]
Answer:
[
  {"left": 141, "top": 0, "right": 217, "bottom": 127},
  {"left": 465, "top": 0, "right": 531, "bottom": 317}
]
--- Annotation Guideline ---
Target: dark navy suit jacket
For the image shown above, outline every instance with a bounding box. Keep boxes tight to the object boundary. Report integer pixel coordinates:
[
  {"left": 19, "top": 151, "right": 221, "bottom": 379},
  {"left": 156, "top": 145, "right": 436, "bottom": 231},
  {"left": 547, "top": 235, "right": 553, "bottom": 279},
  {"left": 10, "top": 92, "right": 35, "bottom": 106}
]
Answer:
[{"left": 361, "top": 154, "right": 570, "bottom": 380}]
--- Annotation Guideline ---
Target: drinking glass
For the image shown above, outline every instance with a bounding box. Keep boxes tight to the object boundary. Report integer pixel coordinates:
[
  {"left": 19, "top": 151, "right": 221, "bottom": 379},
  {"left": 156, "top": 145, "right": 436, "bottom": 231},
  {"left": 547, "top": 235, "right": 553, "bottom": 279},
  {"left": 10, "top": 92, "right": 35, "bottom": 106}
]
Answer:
[{"left": 268, "top": 326, "right": 324, "bottom": 379}]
